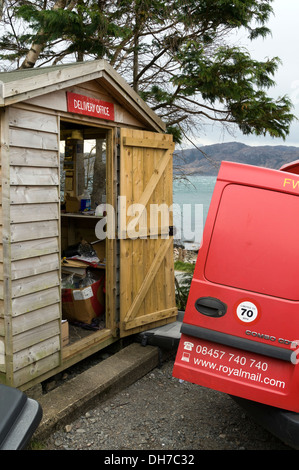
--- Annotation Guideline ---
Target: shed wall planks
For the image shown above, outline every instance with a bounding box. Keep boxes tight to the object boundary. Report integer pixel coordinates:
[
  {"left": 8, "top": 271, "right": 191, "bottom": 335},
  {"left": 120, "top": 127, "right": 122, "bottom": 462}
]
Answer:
[
  {"left": 5, "top": 106, "right": 61, "bottom": 386},
  {"left": 0, "top": 109, "right": 6, "bottom": 374},
  {"left": 13, "top": 351, "right": 60, "bottom": 388},
  {"left": 11, "top": 286, "right": 60, "bottom": 316}
]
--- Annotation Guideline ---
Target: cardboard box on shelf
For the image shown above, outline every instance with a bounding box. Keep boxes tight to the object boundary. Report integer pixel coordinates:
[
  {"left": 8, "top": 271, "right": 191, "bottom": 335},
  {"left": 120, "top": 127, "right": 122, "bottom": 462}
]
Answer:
[
  {"left": 91, "top": 240, "right": 106, "bottom": 261},
  {"left": 65, "top": 195, "right": 80, "bottom": 213},
  {"left": 62, "top": 274, "right": 105, "bottom": 324},
  {"left": 61, "top": 320, "right": 69, "bottom": 346}
]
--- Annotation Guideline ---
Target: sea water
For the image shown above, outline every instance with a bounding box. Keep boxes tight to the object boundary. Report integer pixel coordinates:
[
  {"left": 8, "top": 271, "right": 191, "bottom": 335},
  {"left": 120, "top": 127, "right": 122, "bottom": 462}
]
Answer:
[{"left": 173, "top": 175, "right": 216, "bottom": 249}]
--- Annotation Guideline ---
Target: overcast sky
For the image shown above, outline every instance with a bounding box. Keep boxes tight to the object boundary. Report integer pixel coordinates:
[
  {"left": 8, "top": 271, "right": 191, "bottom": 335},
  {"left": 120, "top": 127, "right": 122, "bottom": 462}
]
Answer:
[{"left": 193, "top": 0, "right": 299, "bottom": 148}]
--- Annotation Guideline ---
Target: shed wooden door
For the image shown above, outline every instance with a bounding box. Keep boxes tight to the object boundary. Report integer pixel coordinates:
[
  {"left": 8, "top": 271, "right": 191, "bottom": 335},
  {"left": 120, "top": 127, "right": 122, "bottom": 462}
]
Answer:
[{"left": 119, "top": 128, "right": 177, "bottom": 337}]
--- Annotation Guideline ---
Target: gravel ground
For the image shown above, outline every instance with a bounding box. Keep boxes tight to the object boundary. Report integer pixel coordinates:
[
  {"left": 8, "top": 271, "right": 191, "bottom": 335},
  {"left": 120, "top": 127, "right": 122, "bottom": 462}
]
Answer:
[{"left": 44, "top": 353, "right": 292, "bottom": 451}]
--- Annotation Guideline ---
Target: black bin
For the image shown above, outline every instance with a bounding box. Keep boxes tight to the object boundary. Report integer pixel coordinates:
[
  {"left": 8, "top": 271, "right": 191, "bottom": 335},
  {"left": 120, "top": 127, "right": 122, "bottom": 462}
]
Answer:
[{"left": 0, "top": 384, "right": 42, "bottom": 450}]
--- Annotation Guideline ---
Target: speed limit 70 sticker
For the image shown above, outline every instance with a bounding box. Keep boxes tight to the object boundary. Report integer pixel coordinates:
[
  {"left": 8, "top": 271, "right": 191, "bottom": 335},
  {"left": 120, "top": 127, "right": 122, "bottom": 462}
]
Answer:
[{"left": 234, "top": 299, "right": 261, "bottom": 325}]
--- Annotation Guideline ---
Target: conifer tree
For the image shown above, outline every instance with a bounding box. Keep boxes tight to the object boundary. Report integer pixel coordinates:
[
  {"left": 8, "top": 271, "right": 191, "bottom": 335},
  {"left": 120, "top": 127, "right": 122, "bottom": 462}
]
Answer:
[{"left": 0, "top": 0, "right": 295, "bottom": 142}]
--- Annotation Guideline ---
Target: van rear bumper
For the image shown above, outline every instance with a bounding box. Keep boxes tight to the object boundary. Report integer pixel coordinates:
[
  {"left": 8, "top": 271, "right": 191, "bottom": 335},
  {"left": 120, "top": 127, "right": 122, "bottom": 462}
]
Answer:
[
  {"left": 232, "top": 396, "right": 299, "bottom": 449},
  {"left": 181, "top": 323, "right": 293, "bottom": 362},
  {"left": 173, "top": 330, "right": 299, "bottom": 413}
]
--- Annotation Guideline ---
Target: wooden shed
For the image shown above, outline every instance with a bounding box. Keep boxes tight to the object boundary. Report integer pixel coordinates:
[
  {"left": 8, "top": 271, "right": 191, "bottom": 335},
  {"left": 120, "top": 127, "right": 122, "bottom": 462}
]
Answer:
[{"left": 0, "top": 60, "right": 177, "bottom": 390}]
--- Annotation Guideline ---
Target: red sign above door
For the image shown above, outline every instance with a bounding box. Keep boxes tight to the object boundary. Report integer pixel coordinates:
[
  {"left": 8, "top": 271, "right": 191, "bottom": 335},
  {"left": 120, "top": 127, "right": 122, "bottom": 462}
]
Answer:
[{"left": 67, "top": 92, "right": 115, "bottom": 121}]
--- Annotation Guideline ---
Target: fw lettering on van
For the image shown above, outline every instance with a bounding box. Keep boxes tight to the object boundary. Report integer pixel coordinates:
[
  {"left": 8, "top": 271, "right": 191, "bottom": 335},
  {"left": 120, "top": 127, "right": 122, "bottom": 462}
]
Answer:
[{"left": 283, "top": 177, "right": 299, "bottom": 190}]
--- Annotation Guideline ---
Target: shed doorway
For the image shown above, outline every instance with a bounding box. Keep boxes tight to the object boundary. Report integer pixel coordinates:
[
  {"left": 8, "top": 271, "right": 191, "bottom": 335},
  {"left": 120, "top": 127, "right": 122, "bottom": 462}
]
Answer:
[{"left": 59, "top": 120, "right": 116, "bottom": 359}]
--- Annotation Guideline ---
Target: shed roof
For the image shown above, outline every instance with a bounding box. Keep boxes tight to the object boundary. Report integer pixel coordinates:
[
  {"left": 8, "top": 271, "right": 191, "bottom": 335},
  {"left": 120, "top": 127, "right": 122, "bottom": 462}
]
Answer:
[{"left": 0, "top": 60, "right": 165, "bottom": 132}]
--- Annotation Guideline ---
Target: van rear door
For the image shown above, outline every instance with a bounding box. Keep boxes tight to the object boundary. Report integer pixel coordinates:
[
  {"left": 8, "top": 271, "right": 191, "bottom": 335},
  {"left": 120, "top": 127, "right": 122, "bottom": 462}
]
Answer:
[{"left": 173, "top": 161, "right": 299, "bottom": 412}]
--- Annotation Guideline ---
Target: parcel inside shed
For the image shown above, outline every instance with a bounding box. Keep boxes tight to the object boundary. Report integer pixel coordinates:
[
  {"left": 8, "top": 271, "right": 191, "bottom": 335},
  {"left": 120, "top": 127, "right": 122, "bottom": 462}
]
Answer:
[{"left": 0, "top": 60, "right": 177, "bottom": 390}]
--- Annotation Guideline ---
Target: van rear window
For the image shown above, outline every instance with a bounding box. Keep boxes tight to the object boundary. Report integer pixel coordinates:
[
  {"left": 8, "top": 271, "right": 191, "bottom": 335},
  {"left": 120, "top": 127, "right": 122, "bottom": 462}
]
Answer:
[{"left": 205, "top": 184, "right": 299, "bottom": 301}]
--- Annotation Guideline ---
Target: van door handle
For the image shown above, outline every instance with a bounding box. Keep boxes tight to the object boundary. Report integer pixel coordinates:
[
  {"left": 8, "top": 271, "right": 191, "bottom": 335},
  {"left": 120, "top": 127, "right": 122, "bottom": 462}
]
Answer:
[{"left": 195, "top": 297, "right": 227, "bottom": 317}]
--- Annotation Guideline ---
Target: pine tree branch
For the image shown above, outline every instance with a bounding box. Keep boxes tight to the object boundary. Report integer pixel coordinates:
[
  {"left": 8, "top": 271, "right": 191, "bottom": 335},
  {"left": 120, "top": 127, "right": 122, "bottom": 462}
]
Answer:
[{"left": 19, "top": 0, "right": 78, "bottom": 69}]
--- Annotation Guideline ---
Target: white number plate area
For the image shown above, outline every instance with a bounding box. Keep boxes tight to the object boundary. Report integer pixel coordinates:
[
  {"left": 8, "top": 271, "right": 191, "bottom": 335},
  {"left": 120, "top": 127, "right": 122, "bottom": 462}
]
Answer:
[{"left": 179, "top": 335, "right": 292, "bottom": 393}]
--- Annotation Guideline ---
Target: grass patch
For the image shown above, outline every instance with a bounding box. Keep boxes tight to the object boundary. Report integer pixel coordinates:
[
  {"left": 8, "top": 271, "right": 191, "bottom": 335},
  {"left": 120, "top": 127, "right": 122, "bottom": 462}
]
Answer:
[
  {"left": 174, "top": 260, "right": 195, "bottom": 272},
  {"left": 27, "top": 439, "right": 47, "bottom": 450},
  {"left": 174, "top": 262, "right": 195, "bottom": 310}
]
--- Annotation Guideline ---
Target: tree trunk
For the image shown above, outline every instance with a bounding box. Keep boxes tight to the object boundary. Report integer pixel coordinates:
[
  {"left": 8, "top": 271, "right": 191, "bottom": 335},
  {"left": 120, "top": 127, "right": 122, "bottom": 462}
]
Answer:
[
  {"left": 19, "top": 0, "right": 75, "bottom": 69},
  {"left": 0, "top": 0, "right": 4, "bottom": 20}
]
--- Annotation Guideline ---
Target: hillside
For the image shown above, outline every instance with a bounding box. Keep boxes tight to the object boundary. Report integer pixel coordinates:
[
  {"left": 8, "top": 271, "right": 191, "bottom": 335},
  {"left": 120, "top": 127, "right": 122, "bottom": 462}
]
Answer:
[{"left": 174, "top": 141, "right": 299, "bottom": 175}]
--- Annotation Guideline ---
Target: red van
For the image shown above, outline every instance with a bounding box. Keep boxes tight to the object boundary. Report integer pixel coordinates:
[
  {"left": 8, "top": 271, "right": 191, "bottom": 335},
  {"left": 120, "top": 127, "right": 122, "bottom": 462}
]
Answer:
[{"left": 173, "top": 160, "right": 299, "bottom": 447}]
